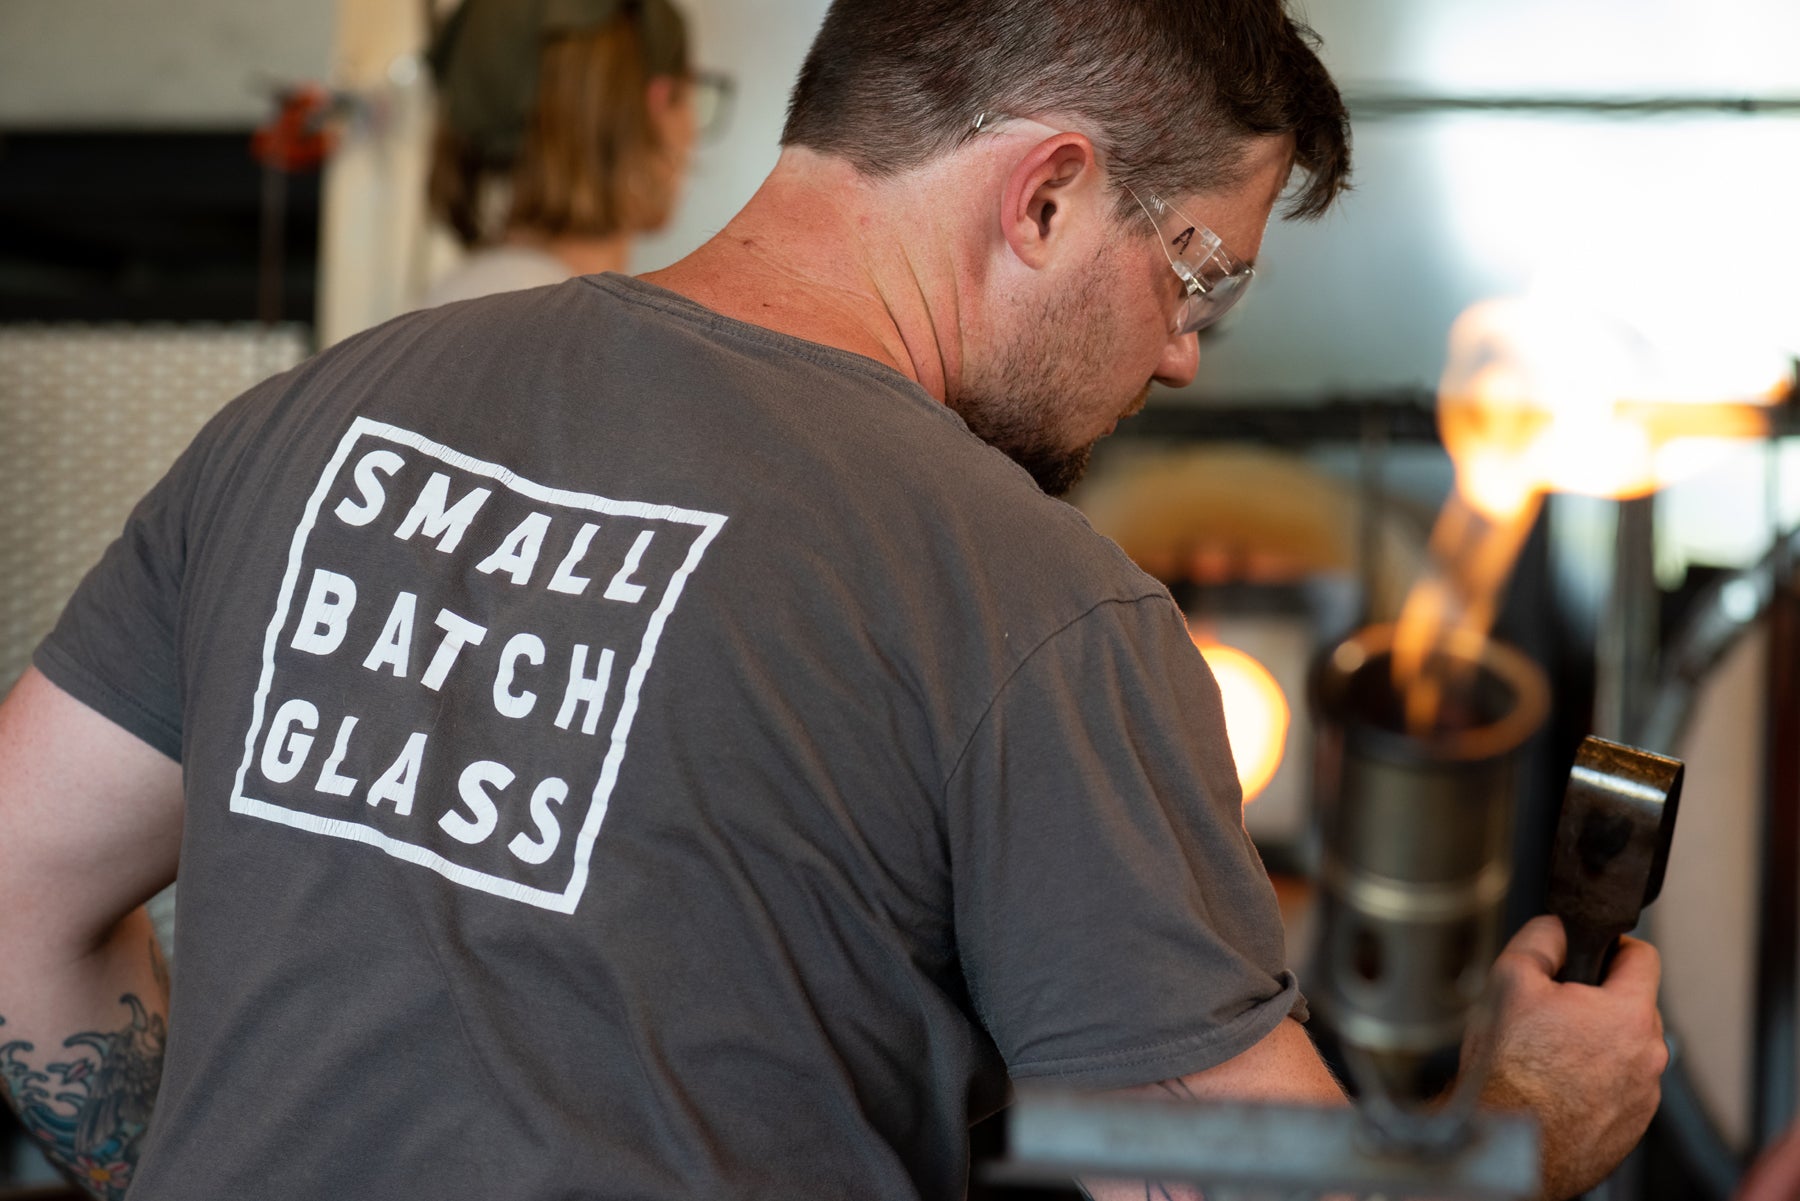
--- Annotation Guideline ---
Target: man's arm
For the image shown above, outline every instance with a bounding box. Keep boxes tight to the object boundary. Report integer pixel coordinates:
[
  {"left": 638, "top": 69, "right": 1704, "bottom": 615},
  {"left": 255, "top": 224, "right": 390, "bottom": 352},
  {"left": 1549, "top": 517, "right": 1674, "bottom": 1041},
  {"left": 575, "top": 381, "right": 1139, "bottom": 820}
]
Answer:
[
  {"left": 1076, "top": 1017, "right": 1344, "bottom": 1201},
  {"left": 0, "top": 666, "right": 183, "bottom": 1199},
  {"left": 1082, "top": 916, "right": 1665, "bottom": 1201}
]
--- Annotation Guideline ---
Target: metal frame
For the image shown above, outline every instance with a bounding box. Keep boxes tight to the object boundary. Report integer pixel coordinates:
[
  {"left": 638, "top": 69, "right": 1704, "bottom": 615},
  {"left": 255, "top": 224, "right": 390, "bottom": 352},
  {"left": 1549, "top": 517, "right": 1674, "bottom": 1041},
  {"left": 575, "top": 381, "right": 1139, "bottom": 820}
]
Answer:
[
  {"left": 999, "top": 1094, "right": 1540, "bottom": 1201},
  {"left": 1639, "top": 526, "right": 1800, "bottom": 1196}
]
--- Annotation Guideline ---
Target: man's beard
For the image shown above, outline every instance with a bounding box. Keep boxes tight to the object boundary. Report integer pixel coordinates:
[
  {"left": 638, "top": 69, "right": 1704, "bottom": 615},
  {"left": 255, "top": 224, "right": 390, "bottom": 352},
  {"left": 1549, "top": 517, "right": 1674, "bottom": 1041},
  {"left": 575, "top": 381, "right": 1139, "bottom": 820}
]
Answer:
[
  {"left": 947, "top": 272, "right": 1136, "bottom": 498},
  {"left": 948, "top": 386, "right": 1096, "bottom": 497}
]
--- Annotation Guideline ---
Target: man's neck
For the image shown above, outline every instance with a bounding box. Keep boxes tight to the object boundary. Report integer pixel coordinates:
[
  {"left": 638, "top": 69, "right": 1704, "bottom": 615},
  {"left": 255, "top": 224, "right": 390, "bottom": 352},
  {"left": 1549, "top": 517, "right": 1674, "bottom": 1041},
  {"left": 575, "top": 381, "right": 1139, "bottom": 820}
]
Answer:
[{"left": 641, "top": 148, "right": 976, "bottom": 402}]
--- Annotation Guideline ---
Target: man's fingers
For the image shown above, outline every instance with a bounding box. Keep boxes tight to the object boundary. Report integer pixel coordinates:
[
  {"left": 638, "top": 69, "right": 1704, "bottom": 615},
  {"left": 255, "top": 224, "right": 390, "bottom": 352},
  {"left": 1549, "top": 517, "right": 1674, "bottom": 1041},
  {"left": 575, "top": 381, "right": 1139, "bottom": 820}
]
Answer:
[
  {"left": 1602, "top": 936, "right": 1662, "bottom": 998},
  {"left": 1499, "top": 914, "right": 1567, "bottom": 980}
]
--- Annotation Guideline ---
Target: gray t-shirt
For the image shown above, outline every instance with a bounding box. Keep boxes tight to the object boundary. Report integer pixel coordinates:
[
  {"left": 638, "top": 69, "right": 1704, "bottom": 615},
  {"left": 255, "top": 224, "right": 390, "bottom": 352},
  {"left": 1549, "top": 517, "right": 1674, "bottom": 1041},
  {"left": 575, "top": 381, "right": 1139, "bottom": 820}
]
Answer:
[{"left": 37, "top": 273, "right": 1299, "bottom": 1200}]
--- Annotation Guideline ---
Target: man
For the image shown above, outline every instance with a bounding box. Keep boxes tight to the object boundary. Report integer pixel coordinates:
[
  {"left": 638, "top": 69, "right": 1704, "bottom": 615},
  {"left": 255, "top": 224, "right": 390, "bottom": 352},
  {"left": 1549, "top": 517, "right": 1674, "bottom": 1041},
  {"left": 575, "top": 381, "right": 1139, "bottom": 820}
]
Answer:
[{"left": 0, "top": 2, "right": 1664, "bottom": 1199}]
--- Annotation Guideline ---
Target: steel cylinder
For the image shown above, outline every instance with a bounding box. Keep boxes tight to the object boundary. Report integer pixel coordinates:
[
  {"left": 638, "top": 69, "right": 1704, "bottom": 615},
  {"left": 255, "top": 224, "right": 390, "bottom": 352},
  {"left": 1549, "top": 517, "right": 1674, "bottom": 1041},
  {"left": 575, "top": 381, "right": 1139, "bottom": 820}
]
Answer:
[{"left": 1311, "top": 623, "right": 1550, "bottom": 1105}]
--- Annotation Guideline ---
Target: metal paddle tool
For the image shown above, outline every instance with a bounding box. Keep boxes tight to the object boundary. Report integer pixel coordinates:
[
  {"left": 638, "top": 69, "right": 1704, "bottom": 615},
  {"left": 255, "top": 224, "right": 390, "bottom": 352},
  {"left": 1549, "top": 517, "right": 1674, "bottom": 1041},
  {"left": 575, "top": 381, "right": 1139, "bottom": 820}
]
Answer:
[{"left": 1546, "top": 736, "right": 1684, "bottom": 984}]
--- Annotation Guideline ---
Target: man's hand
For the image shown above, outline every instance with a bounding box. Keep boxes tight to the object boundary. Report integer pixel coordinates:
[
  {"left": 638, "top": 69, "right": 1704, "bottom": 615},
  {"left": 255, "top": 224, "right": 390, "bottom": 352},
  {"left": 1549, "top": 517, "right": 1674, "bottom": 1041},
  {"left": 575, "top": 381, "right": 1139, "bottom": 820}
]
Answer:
[{"left": 1467, "top": 915, "right": 1668, "bottom": 1200}]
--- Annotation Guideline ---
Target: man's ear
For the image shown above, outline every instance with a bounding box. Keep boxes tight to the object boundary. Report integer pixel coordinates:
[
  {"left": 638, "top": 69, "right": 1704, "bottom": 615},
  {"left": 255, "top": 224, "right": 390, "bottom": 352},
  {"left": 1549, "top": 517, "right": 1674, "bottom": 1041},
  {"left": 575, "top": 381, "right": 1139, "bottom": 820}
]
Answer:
[{"left": 999, "top": 132, "right": 1100, "bottom": 270}]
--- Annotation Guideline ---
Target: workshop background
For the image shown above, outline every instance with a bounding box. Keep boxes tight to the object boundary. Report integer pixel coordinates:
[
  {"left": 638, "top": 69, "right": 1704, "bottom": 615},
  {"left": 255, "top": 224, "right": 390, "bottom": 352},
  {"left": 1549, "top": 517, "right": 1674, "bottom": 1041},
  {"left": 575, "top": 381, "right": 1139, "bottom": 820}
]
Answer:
[{"left": 2, "top": 0, "right": 1797, "bottom": 1198}]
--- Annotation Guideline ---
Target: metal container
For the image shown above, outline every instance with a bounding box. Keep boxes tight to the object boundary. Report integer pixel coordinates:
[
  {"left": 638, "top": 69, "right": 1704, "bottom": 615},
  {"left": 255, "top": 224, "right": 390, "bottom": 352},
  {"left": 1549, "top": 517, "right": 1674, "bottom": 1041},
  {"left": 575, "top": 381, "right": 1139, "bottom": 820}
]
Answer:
[{"left": 1311, "top": 622, "right": 1550, "bottom": 1107}]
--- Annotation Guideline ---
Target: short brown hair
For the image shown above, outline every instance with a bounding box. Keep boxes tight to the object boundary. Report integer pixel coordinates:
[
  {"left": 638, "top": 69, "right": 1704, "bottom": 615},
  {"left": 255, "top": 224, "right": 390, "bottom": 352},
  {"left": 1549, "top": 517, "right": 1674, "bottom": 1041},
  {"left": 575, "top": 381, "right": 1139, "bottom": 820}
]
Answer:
[
  {"left": 780, "top": 0, "right": 1350, "bottom": 221},
  {"left": 429, "top": 16, "right": 690, "bottom": 248}
]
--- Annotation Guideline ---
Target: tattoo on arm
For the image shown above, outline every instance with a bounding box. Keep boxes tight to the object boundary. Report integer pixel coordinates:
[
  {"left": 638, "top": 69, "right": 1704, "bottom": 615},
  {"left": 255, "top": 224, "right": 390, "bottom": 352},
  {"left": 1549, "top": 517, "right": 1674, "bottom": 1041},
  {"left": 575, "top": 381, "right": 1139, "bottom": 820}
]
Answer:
[{"left": 0, "top": 990, "right": 166, "bottom": 1199}]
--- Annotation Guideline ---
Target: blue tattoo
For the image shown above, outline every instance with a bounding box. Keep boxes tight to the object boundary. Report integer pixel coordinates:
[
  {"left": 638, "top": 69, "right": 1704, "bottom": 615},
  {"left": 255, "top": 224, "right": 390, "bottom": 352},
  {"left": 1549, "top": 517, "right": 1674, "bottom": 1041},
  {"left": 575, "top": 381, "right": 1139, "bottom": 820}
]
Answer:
[{"left": 1, "top": 992, "right": 165, "bottom": 1199}]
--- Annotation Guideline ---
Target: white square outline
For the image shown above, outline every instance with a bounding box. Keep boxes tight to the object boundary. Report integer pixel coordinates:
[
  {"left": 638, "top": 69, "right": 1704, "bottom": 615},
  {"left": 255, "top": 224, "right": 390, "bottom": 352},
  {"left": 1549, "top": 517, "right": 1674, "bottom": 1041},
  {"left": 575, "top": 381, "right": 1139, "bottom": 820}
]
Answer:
[{"left": 228, "top": 417, "right": 728, "bottom": 914}]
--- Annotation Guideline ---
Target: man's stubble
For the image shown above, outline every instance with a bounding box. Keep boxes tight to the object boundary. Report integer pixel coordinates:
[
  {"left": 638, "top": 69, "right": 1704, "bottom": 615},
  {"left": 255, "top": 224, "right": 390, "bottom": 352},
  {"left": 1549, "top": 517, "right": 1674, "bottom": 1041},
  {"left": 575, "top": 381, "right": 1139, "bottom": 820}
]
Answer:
[{"left": 947, "top": 259, "right": 1142, "bottom": 498}]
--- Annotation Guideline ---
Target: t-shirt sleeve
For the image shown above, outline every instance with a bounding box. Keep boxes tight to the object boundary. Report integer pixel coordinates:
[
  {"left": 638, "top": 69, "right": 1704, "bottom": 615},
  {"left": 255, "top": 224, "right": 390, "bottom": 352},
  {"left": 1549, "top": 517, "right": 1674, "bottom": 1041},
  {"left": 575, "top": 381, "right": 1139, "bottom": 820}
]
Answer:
[
  {"left": 30, "top": 414, "right": 221, "bottom": 764},
  {"left": 944, "top": 593, "right": 1304, "bottom": 1090}
]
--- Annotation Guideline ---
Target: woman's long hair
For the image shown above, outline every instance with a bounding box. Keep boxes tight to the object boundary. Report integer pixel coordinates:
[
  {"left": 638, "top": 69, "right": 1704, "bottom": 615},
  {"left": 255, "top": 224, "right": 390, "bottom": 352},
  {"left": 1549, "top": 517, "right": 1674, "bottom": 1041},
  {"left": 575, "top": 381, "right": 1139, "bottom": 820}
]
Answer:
[{"left": 429, "top": 14, "right": 688, "bottom": 248}]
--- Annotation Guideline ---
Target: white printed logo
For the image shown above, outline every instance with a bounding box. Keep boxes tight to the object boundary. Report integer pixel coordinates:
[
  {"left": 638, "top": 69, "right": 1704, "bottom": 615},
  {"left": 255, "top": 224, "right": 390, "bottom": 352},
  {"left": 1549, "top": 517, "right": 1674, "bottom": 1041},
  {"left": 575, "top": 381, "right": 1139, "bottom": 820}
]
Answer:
[{"left": 230, "top": 418, "right": 727, "bottom": 913}]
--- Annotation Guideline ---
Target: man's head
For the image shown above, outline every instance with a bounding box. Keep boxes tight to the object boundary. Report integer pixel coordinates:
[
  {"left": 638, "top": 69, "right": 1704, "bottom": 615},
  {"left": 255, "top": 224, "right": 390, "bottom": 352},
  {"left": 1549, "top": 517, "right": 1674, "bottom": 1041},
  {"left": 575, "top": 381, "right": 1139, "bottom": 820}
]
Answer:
[
  {"left": 782, "top": 0, "right": 1347, "bottom": 222},
  {"left": 780, "top": 0, "right": 1350, "bottom": 494}
]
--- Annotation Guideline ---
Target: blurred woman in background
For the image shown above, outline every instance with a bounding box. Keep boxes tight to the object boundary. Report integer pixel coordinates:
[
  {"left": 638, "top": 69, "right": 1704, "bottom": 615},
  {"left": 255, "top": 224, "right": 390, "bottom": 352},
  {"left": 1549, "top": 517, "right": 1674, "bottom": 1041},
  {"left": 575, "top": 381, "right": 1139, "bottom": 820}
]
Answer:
[{"left": 423, "top": 0, "right": 725, "bottom": 306}]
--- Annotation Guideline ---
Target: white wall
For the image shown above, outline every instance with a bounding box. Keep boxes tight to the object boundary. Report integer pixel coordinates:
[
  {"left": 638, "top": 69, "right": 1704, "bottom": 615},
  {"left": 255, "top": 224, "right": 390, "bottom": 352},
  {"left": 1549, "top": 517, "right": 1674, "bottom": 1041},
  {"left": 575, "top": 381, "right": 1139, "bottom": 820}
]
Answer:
[
  {"left": 1182, "top": 0, "right": 1800, "bottom": 400},
  {"left": 0, "top": 0, "right": 333, "bottom": 127},
  {"left": 1300, "top": 0, "right": 1800, "bottom": 94},
  {"left": 315, "top": 0, "right": 441, "bottom": 346},
  {"left": 633, "top": 0, "right": 834, "bottom": 273}
]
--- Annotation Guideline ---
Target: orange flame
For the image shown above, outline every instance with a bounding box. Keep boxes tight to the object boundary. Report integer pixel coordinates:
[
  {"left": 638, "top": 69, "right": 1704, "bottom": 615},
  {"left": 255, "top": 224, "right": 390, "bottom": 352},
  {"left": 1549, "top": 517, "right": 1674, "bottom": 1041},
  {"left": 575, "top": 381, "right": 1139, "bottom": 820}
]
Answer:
[
  {"left": 1393, "top": 296, "right": 1786, "bottom": 732},
  {"left": 1193, "top": 637, "right": 1291, "bottom": 804}
]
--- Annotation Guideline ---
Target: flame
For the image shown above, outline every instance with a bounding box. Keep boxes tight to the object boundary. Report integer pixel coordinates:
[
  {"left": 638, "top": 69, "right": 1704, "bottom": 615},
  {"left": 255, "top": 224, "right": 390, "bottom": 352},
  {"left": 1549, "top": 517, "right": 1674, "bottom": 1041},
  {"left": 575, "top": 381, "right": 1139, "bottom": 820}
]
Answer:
[
  {"left": 1393, "top": 295, "right": 1787, "bottom": 733},
  {"left": 1193, "top": 638, "right": 1291, "bottom": 804},
  {"left": 1391, "top": 489, "right": 1544, "bottom": 734},
  {"left": 1437, "top": 297, "right": 1784, "bottom": 522}
]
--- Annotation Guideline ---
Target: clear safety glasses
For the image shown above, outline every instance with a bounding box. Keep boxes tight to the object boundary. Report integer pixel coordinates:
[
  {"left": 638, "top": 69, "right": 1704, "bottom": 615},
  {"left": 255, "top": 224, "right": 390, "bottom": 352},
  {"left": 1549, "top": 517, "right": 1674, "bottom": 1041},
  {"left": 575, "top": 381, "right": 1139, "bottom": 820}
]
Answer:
[{"left": 1119, "top": 183, "right": 1255, "bottom": 335}]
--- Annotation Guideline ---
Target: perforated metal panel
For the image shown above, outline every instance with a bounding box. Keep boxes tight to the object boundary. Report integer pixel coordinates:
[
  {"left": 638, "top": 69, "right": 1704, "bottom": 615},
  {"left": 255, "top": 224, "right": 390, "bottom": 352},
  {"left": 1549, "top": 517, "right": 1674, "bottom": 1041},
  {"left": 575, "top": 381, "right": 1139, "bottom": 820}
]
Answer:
[{"left": 0, "top": 323, "right": 308, "bottom": 690}]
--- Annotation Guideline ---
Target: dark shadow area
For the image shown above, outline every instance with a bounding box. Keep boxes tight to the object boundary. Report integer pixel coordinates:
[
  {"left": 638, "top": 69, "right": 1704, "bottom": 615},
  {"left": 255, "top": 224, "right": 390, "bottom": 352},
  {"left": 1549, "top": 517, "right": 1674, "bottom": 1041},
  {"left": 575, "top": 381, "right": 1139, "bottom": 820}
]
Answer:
[{"left": 0, "top": 130, "right": 318, "bottom": 323}]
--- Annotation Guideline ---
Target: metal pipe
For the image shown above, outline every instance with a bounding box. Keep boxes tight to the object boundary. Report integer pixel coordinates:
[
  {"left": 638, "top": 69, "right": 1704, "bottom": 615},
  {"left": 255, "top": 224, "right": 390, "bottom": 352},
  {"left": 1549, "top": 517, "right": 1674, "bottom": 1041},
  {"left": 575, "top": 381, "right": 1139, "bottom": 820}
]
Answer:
[
  {"left": 1595, "top": 496, "right": 1659, "bottom": 745},
  {"left": 1000, "top": 1093, "right": 1539, "bottom": 1200},
  {"left": 1343, "top": 93, "right": 1800, "bottom": 119}
]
